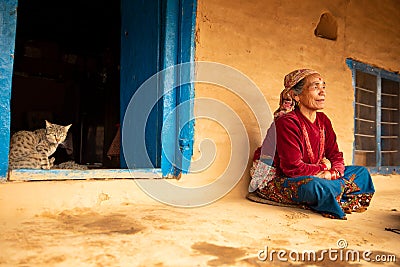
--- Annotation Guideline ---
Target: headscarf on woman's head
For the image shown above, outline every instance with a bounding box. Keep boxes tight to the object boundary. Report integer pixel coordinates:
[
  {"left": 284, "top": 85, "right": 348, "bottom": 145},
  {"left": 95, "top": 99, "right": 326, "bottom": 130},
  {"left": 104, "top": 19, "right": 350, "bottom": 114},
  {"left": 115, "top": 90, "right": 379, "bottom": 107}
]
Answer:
[
  {"left": 274, "top": 69, "right": 320, "bottom": 117},
  {"left": 283, "top": 69, "right": 319, "bottom": 93},
  {"left": 274, "top": 88, "right": 294, "bottom": 119}
]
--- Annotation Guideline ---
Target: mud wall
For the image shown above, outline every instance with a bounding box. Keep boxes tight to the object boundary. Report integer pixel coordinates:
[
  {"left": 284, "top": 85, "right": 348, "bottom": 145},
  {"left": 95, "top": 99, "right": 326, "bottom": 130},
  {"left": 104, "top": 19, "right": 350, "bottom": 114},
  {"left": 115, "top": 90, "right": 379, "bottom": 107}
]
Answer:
[{"left": 184, "top": 0, "right": 400, "bottom": 195}]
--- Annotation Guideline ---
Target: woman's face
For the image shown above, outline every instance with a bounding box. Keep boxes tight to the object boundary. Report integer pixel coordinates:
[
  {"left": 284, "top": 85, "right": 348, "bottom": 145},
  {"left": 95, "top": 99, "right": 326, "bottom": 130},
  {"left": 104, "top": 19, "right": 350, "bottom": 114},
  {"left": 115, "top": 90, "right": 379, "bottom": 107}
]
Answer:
[{"left": 297, "top": 73, "right": 326, "bottom": 111}]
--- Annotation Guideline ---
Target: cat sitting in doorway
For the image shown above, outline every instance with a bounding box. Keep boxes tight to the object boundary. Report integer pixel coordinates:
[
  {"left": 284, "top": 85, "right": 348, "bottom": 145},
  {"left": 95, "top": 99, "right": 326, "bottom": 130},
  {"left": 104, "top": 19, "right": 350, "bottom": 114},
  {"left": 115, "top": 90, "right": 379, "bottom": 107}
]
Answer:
[{"left": 9, "top": 120, "right": 71, "bottom": 169}]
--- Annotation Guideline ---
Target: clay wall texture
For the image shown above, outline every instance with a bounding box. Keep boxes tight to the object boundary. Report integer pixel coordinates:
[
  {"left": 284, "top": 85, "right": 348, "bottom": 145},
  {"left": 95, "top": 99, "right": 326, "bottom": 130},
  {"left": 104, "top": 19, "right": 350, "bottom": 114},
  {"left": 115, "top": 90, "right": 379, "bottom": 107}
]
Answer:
[{"left": 189, "top": 0, "right": 400, "bottom": 188}]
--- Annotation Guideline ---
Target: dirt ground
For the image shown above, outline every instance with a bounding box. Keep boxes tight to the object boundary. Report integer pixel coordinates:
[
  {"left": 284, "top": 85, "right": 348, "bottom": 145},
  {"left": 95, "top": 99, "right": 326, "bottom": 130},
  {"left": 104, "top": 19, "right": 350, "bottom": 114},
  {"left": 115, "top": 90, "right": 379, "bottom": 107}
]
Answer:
[{"left": 0, "top": 174, "right": 399, "bottom": 267}]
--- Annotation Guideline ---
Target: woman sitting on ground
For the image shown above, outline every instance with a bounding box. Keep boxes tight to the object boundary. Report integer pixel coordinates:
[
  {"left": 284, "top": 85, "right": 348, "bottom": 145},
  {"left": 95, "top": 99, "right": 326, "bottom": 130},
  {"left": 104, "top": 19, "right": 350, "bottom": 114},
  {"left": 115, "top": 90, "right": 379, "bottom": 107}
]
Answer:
[{"left": 249, "top": 69, "right": 375, "bottom": 219}]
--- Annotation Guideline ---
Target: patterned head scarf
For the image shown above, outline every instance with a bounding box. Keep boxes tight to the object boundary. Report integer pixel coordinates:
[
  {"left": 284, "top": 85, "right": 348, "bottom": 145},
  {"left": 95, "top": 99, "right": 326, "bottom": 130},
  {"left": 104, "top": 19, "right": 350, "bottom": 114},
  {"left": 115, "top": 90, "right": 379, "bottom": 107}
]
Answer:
[
  {"left": 283, "top": 69, "right": 320, "bottom": 92},
  {"left": 274, "top": 89, "right": 294, "bottom": 119},
  {"left": 274, "top": 69, "right": 320, "bottom": 116}
]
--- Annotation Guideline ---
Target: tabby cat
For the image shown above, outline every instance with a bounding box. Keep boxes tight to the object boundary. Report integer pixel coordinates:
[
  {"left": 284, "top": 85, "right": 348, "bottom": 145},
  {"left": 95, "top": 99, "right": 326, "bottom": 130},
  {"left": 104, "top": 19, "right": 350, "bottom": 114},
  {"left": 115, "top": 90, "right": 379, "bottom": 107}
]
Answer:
[{"left": 9, "top": 120, "right": 72, "bottom": 169}]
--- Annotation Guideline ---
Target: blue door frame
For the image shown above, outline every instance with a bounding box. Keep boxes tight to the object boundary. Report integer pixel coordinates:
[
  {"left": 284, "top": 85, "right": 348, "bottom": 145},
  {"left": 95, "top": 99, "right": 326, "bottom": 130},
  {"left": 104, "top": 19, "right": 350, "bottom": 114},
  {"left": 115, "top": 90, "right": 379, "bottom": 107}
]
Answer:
[
  {"left": 160, "top": 0, "right": 197, "bottom": 177},
  {"left": 0, "top": 0, "right": 196, "bottom": 180},
  {"left": 120, "top": 0, "right": 164, "bottom": 169},
  {"left": 120, "top": 0, "right": 196, "bottom": 177},
  {"left": 0, "top": 0, "right": 17, "bottom": 179}
]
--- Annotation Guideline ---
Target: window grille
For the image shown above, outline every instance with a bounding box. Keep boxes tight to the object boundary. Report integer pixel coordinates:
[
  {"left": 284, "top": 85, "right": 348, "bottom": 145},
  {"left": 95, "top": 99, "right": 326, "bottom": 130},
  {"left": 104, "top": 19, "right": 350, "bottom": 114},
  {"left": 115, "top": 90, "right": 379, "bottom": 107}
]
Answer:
[{"left": 347, "top": 59, "right": 400, "bottom": 173}]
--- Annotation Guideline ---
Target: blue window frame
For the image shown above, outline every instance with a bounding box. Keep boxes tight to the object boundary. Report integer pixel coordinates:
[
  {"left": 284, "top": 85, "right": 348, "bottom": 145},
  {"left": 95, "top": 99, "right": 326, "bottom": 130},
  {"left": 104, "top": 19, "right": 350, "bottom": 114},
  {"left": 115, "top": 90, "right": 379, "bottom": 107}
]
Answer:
[{"left": 347, "top": 59, "right": 400, "bottom": 174}]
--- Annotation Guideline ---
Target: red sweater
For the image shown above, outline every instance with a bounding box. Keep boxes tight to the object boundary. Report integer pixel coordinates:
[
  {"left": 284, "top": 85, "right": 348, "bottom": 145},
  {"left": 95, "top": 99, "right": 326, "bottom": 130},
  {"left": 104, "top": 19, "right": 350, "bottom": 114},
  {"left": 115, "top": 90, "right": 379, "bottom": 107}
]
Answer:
[{"left": 273, "top": 109, "right": 345, "bottom": 178}]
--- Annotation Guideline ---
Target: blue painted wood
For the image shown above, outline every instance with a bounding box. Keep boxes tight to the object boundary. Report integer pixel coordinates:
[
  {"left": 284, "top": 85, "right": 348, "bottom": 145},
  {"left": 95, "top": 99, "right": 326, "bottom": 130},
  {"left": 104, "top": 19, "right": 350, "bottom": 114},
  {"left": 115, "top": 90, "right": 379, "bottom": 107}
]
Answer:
[
  {"left": 367, "top": 166, "right": 400, "bottom": 175},
  {"left": 160, "top": 0, "right": 197, "bottom": 177},
  {"left": 0, "top": 0, "right": 18, "bottom": 179},
  {"left": 350, "top": 65, "right": 357, "bottom": 166},
  {"left": 177, "top": 0, "right": 197, "bottom": 173},
  {"left": 9, "top": 168, "right": 163, "bottom": 180},
  {"left": 376, "top": 75, "right": 382, "bottom": 168},
  {"left": 120, "top": 0, "right": 162, "bottom": 168},
  {"left": 119, "top": 0, "right": 197, "bottom": 177},
  {"left": 0, "top": 0, "right": 197, "bottom": 180},
  {"left": 346, "top": 58, "right": 400, "bottom": 173},
  {"left": 160, "top": 0, "right": 180, "bottom": 176},
  {"left": 346, "top": 58, "right": 400, "bottom": 82}
]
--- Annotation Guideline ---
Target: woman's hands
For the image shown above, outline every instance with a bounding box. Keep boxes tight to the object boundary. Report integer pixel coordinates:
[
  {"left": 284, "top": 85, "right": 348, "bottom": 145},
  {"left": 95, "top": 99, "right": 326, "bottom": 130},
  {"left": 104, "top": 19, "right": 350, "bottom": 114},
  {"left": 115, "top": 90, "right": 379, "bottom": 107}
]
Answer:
[
  {"left": 320, "top": 158, "right": 331, "bottom": 170},
  {"left": 315, "top": 170, "right": 333, "bottom": 180},
  {"left": 316, "top": 158, "right": 341, "bottom": 179},
  {"left": 315, "top": 168, "right": 341, "bottom": 180}
]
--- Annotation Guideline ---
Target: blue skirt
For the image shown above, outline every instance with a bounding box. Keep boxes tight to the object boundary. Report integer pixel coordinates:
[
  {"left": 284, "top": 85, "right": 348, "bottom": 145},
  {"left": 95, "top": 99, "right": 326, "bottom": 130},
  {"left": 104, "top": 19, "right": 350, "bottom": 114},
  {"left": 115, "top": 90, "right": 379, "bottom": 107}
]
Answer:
[{"left": 256, "top": 165, "right": 375, "bottom": 219}]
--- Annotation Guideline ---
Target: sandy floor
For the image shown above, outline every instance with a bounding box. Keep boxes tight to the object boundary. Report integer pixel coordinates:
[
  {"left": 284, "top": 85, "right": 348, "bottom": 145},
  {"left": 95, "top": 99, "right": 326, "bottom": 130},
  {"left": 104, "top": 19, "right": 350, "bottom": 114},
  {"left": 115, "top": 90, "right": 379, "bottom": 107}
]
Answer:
[{"left": 0, "top": 174, "right": 399, "bottom": 267}]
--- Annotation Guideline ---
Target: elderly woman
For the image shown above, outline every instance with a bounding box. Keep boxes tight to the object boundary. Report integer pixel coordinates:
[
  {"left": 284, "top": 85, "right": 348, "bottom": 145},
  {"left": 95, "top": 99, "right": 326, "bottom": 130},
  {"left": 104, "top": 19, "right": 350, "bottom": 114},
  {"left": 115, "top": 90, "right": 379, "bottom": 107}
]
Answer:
[{"left": 249, "top": 69, "right": 375, "bottom": 219}]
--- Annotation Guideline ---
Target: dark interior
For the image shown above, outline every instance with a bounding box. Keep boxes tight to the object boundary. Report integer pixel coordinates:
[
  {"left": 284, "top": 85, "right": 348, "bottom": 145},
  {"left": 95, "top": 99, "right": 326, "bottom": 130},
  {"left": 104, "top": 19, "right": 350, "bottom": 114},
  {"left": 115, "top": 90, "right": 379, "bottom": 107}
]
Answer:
[{"left": 11, "top": 0, "right": 121, "bottom": 168}]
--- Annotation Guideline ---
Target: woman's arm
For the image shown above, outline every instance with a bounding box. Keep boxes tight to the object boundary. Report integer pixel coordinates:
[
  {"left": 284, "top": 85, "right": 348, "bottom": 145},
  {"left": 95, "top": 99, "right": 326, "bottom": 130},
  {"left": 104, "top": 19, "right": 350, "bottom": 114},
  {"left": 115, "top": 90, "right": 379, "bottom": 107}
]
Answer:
[{"left": 322, "top": 114, "right": 345, "bottom": 176}]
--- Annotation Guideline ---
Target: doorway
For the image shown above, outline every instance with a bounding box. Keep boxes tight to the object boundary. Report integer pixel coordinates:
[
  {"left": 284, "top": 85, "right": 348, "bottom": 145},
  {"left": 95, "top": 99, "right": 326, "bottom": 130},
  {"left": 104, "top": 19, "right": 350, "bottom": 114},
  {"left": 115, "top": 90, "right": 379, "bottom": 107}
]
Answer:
[
  {"left": 11, "top": 0, "right": 121, "bottom": 168},
  {"left": 5, "top": 0, "right": 196, "bottom": 180}
]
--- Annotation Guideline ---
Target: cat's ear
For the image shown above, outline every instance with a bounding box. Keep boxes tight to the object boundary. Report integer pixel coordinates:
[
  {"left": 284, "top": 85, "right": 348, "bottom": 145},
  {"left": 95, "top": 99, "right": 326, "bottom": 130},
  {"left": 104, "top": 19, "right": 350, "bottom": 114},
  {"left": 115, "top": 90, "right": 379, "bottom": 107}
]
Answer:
[
  {"left": 45, "top": 120, "right": 51, "bottom": 128},
  {"left": 65, "top": 124, "right": 72, "bottom": 131}
]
